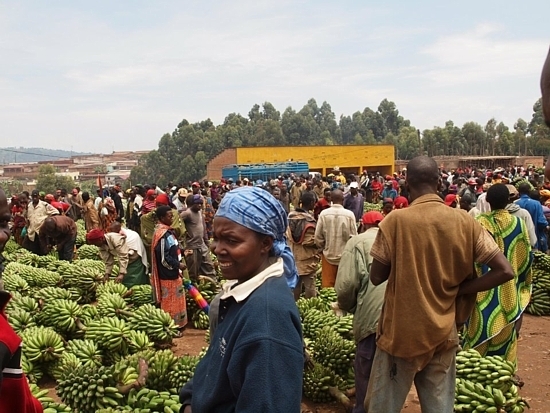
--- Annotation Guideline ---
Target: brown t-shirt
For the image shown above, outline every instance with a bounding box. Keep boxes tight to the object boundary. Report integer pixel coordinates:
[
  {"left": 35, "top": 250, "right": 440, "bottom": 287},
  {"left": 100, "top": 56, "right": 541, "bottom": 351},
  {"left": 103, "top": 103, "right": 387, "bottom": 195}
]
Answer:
[{"left": 370, "top": 194, "right": 499, "bottom": 365}]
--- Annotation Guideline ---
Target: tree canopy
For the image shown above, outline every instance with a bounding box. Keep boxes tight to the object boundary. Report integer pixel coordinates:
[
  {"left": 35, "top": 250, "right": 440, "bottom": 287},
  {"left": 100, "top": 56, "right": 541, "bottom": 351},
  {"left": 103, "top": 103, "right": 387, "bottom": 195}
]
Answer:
[
  {"left": 35, "top": 164, "right": 76, "bottom": 195},
  {"left": 130, "top": 98, "right": 549, "bottom": 187}
]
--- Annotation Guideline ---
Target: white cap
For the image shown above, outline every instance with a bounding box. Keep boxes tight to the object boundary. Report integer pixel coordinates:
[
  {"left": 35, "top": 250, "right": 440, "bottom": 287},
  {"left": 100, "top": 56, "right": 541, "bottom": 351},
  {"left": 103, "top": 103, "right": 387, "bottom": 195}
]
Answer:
[{"left": 349, "top": 182, "right": 359, "bottom": 188}]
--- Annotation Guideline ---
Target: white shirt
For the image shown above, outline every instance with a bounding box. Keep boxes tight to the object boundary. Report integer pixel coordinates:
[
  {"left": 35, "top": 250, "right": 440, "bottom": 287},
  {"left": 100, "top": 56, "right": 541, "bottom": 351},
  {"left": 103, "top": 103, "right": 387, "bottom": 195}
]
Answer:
[{"left": 220, "top": 258, "right": 283, "bottom": 302}]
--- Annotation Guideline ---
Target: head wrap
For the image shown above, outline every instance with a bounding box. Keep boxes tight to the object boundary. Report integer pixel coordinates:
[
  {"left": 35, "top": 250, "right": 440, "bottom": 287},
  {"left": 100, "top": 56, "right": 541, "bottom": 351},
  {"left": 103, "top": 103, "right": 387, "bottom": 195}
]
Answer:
[
  {"left": 394, "top": 196, "right": 409, "bottom": 209},
  {"left": 215, "top": 186, "right": 298, "bottom": 289},
  {"left": 155, "top": 193, "right": 170, "bottom": 206},
  {"left": 86, "top": 229, "right": 105, "bottom": 242}
]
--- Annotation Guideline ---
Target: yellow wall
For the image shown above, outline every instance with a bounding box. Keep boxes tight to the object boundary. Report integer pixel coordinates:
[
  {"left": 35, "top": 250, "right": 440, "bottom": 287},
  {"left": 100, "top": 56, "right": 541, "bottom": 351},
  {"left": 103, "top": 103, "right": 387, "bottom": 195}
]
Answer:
[{"left": 236, "top": 145, "right": 395, "bottom": 176}]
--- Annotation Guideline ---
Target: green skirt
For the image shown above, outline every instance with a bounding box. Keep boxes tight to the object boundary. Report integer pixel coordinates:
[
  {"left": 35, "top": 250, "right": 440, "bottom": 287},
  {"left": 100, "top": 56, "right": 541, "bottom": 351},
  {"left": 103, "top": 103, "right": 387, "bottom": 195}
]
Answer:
[{"left": 122, "top": 259, "right": 149, "bottom": 289}]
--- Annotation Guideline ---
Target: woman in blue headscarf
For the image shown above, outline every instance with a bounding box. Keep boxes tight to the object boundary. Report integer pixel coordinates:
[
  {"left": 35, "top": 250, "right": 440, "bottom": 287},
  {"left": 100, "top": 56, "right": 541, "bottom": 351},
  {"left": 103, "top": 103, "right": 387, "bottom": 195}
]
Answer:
[{"left": 180, "top": 186, "right": 303, "bottom": 413}]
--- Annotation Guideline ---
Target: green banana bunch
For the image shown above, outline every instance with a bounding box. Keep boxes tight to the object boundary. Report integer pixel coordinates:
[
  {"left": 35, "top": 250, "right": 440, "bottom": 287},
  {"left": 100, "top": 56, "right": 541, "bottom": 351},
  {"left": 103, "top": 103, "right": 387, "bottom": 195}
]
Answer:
[
  {"left": 296, "top": 296, "right": 331, "bottom": 318},
  {"left": 301, "top": 308, "right": 340, "bottom": 340},
  {"left": 56, "top": 364, "right": 124, "bottom": 413},
  {"left": 75, "top": 219, "right": 87, "bottom": 246},
  {"left": 303, "top": 362, "right": 341, "bottom": 403},
  {"left": 7, "top": 307, "right": 36, "bottom": 334},
  {"left": 21, "top": 326, "right": 65, "bottom": 363},
  {"left": 3, "top": 238, "right": 20, "bottom": 254},
  {"left": 85, "top": 316, "right": 132, "bottom": 356},
  {"left": 66, "top": 338, "right": 104, "bottom": 367},
  {"left": 146, "top": 350, "right": 178, "bottom": 391},
  {"left": 28, "top": 382, "right": 56, "bottom": 406},
  {"left": 6, "top": 295, "right": 39, "bottom": 316},
  {"left": 48, "top": 352, "right": 82, "bottom": 381},
  {"left": 126, "top": 387, "right": 183, "bottom": 413},
  {"left": 98, "top": 280, "right": 130, "bottom": 299},
  {"left": 2, "top": 272, "right": 31, "bottom": 295},
  {"left": 21, "top": 353, "right": 43, "bottom": 383},
  {"left": 526, "top": 251, "right": 550, "bottom": 315},
  {"left": 33, "top": 286, "right": 75, "bottom": 302},
  {"left": 192, "top": 311, "right": 209, "bottom": 330},
  {"left": 41, "top": 402, "right": 73, "bottom": 413},
  {"left": 454, "top": 349, "right": 529, "bottom": 412},
  {"left": 318, "top": 287, "right": 338, "bottom": 307},
  {"left": 127, "top": 284, "right": 154, "bottom": 307},
  {"left": 79, "top": 303, "right": 99, "bottom": 325},
  {"left": 77, "top": 244, "right": 101, "bottom": 260},
  {"left": 312, "top": 326, "right": 355, "bottom": 380},
  {"left": 167, "top": 355, "right": 200, "bottom": 390},
  {"left": 97, "top": 292, "right": 133, "bottom": 319},
  {"left": 37, "top": 298, "right": 82, "bottom": 336},
  {"left": 127, "top": 330, "right": 154, "bottom": 353},
  {"left": 128, "top": 304, "right": 179, "bottom": 345}
]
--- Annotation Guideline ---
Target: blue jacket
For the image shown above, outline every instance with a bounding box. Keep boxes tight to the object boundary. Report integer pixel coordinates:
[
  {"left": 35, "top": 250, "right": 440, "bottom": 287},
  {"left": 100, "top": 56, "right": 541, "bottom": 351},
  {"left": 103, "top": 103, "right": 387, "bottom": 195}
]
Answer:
[
  {"left": 515, "top": 195, "right": 548, "bottom": 250},
  {"left": 180, "top": 275, "right": 303, "bottom": 413}
]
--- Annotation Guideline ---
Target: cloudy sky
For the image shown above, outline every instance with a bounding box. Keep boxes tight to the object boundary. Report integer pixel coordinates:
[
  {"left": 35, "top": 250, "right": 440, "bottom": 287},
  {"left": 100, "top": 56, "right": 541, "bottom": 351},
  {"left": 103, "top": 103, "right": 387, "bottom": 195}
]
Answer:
[{"left": 1, "top": 0, "right": 548, "bottom": 154}]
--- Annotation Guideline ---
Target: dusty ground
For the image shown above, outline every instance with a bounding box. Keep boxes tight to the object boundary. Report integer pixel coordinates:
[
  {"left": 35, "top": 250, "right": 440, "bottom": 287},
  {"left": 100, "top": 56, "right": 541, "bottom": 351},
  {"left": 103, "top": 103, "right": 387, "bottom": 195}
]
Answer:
[{"left": 44, "top": 314, "right": 549, "bottom": 412}]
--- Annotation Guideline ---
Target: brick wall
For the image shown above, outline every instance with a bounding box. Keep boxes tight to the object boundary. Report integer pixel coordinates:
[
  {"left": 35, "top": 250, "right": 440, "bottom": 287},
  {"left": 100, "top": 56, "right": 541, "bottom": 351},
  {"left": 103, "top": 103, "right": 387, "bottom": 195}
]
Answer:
[{"left": 207, "top": 149, "right": 237, "bottom": 181}]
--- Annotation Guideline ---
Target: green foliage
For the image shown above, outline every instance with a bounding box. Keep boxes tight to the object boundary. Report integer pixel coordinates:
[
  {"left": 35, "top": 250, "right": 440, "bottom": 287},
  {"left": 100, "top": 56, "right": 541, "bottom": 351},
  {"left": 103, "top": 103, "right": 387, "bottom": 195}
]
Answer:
[
  {"left": 131, "top": 97, "right": 550, "bottom": 185},
  {"left": 0, "top": 180, "right": 24, "bottom": 197},
  {"left": 36, "top": 165, "right": 75, "bottom": 195}
]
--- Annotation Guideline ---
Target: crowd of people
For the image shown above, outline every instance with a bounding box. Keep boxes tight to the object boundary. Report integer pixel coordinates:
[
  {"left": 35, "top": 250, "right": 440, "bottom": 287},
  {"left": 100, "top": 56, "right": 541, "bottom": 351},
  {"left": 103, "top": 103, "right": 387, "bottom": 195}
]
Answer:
[{"left": 0, "top": 46, "right": 548, "bottom": 413}]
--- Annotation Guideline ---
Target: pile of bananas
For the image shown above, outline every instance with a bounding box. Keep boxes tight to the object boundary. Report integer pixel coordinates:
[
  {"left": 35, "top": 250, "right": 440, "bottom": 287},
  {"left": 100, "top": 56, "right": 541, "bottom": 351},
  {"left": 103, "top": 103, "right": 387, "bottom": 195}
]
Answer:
[
  {"left": 363, "top": 202, "right": 382, "bottom": 212},
  {"left": 77, "top": 244, "right": 101, "bottom": 260},
  {"left": 312, "top": 326, "right": 355, "bottom": 380},
  {"left": 3, "top": 262, "right": 62, "bottom": 288},
  {"left": 56, "top": 364, "right": 125, "bottom": 413},
  {"left": 167, "top": 355, "right": 201, "bottom": 390},
  {"left": 128, "top": 284, "right": 154, "bottom": 307},
  {"left": 455, "top": 349, "right": 529, "bottom": 412},
  {"left": 20, "top": 326, "right": 65, "bottom": 364},
  {"left": 526, "top": 251, "right": 550, "bottom": 316},
  {"left": 2, "top": 237, "right": 20, "bottom": 254},
  {"left": 128, "top": 304, "right": 180, "bottom": 345}
]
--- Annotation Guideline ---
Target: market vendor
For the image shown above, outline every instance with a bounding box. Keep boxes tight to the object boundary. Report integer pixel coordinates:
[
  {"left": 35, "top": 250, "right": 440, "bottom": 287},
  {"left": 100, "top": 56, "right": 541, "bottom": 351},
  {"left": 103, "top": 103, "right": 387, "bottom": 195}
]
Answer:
[{"left": 85, "top": 228, "right": 131, "bottom": 285}]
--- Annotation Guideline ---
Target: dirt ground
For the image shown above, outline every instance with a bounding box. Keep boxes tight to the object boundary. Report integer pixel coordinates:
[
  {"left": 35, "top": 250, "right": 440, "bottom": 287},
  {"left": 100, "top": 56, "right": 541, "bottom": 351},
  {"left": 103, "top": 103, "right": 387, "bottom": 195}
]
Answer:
[
  {"left": 175, "top": 314, "right": 550, "bottom": 413},
  {"left": 44, "top": 314, "right": 549, "bottom": 412}
]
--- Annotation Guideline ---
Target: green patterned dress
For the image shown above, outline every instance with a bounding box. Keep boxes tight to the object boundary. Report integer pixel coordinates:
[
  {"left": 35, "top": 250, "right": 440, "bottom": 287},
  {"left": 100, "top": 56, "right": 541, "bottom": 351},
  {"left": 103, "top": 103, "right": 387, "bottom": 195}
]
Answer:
[{"left": 463, "top": 209, "right": 533, "bottom": 369}]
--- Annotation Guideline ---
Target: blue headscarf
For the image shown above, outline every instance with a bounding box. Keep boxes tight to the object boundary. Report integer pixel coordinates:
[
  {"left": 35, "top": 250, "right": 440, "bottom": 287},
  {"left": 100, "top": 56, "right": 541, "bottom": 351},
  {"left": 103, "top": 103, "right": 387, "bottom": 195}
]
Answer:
[{"left": 215, "top": 186, "right": 298, "bottom": 289}]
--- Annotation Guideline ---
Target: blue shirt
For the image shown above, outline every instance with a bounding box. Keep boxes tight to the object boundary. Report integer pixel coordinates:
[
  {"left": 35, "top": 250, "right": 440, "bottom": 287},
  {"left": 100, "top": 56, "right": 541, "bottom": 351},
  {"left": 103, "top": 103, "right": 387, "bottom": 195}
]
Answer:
[{"left": 515, "top": 195, "right": 548, "bottom": 249}]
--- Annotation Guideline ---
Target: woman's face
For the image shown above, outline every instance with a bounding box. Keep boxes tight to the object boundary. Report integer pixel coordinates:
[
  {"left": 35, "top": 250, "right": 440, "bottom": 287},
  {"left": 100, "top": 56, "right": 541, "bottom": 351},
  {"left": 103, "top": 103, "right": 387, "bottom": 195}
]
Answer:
[{"left": 211, "top": 217, "right": 273, "bottom": 282}]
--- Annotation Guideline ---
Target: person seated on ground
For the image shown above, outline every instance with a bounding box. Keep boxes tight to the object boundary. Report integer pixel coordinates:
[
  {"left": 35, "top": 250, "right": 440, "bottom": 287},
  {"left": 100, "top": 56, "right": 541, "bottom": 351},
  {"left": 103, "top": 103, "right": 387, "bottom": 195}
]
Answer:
[{"left": 180, "top": 186, "right": 302, "bottom": 413}]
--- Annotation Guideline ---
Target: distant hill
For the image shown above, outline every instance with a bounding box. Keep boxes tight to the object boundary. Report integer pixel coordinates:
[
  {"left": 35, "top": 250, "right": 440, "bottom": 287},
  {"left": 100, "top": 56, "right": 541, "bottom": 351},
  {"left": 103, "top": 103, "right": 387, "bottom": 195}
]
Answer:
[{"left": 0, "top": 147, "right": 90, "bottom": 164}]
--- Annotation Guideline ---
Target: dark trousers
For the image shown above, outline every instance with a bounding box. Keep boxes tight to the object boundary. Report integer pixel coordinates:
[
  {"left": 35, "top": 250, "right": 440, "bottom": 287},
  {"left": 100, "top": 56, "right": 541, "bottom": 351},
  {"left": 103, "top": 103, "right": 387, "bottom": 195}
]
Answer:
[
  {"left": 353, "top": 334, "right": 377, "bottom": 413},
  {"left": 58, "top": 235, "right": 76, "bottom": 261},
  {"left": 23, "top": 236, "right": 44, "bottom": 256}
]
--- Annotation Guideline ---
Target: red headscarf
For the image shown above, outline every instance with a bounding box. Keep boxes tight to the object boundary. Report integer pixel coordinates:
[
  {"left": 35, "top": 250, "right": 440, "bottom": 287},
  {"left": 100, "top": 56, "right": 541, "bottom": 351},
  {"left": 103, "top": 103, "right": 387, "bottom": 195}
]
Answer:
[
  {"left": 86, "top": 228, "right": 105, "bottom": 242},
  {"left": 394, "top": 196, "right": 409, "bottom": 209}
]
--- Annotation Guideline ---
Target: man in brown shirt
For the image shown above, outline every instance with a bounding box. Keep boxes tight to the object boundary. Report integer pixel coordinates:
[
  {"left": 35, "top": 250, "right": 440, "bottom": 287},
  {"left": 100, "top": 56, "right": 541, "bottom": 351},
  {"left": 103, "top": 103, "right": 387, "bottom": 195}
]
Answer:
[
  {"left": 39, "top": 216, "right": 77, "bottom": 261},
  {"left": 365, "top": 156, "right": 514, "bottom": 413}
]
